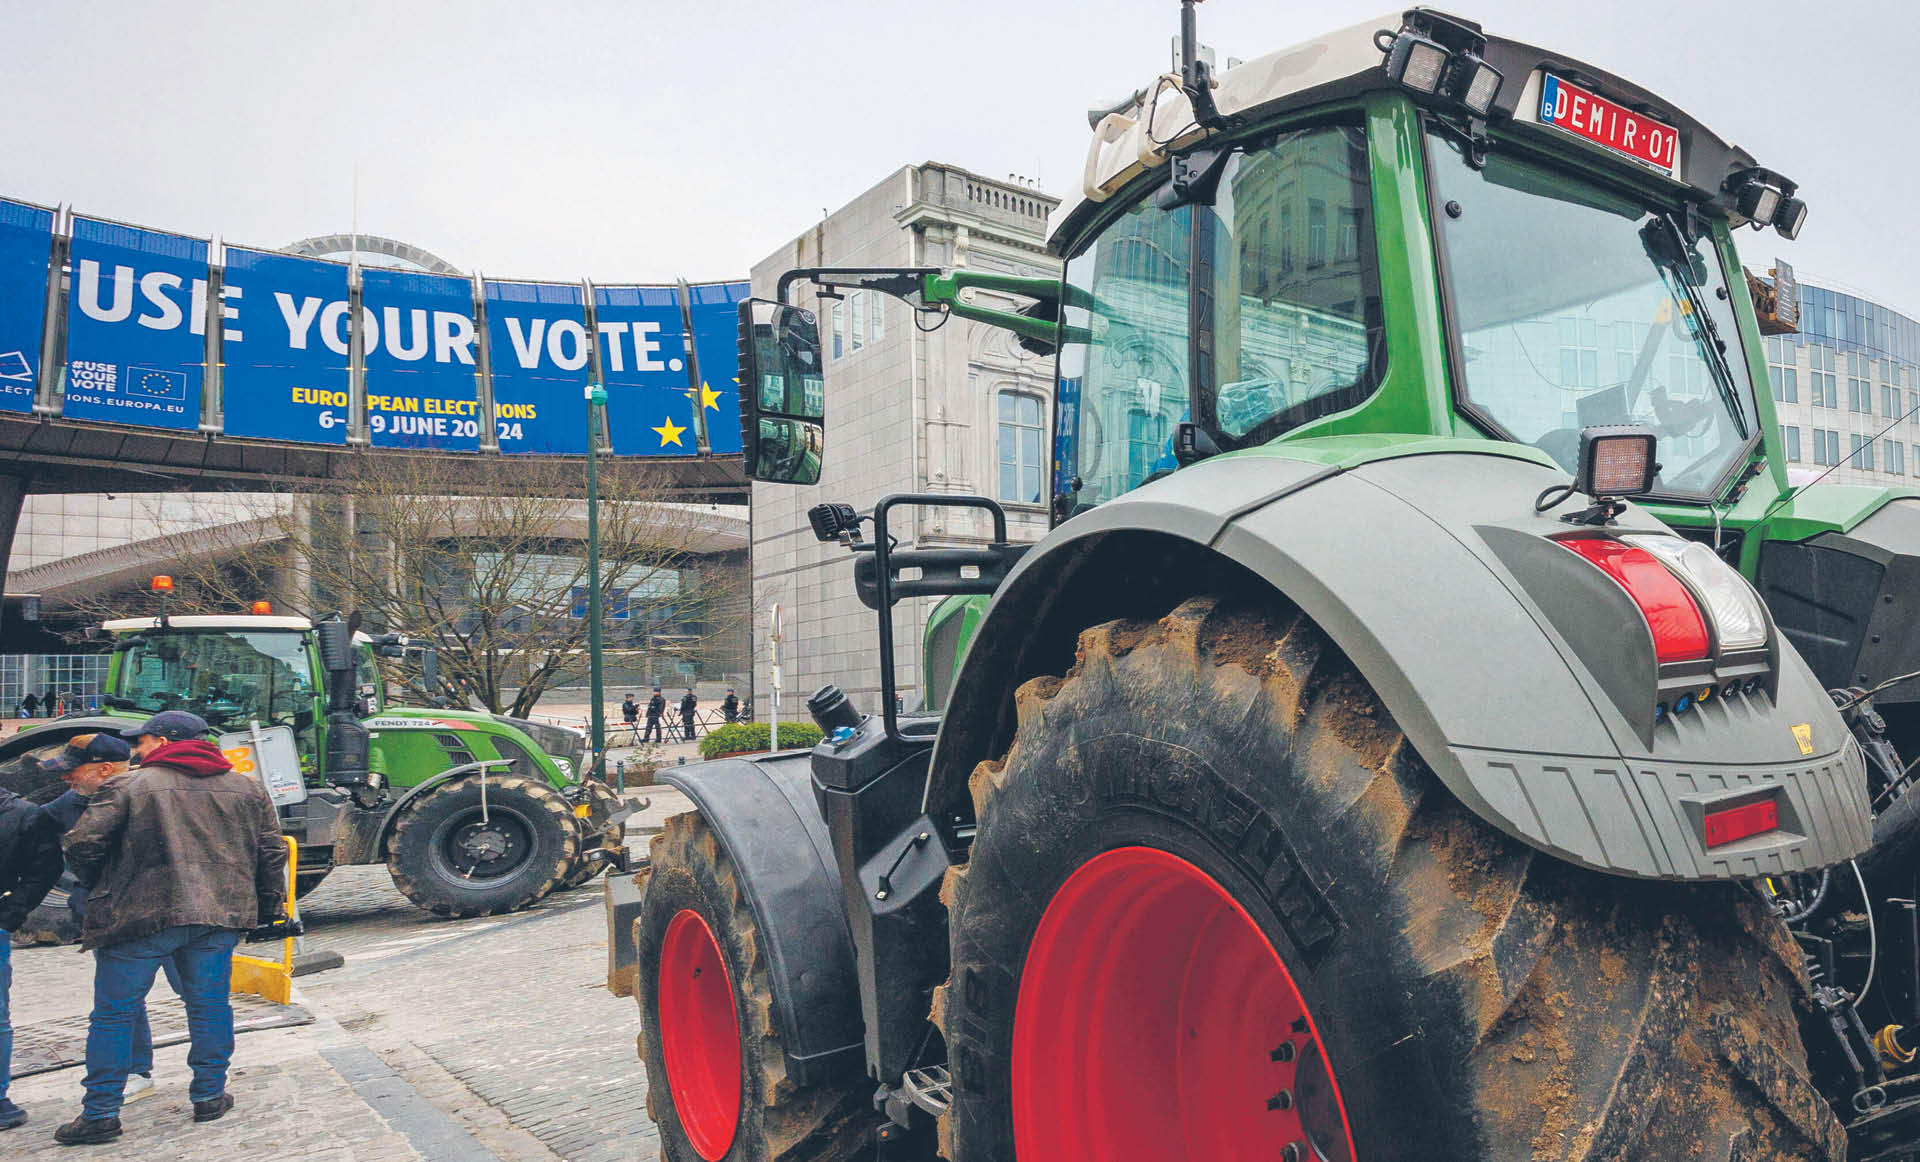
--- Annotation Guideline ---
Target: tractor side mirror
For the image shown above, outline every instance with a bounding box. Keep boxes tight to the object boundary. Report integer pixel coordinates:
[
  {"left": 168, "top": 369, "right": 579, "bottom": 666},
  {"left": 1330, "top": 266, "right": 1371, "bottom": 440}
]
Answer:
[{"left": 737, "top": 299, "right": 826, "bottom": 485}]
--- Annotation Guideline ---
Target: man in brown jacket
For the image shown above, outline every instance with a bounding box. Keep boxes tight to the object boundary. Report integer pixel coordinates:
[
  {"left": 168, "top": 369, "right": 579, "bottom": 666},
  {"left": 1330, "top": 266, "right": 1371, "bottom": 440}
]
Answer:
[{"left": 52, "top": 711, "right": 287, "bottom": 1146}]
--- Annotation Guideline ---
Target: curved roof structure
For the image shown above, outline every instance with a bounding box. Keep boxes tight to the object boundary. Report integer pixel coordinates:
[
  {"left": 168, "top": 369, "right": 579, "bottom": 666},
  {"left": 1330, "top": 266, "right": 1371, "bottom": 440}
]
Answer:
[{"left": 281, "top": 232, "right": 461, "bottom": 275}]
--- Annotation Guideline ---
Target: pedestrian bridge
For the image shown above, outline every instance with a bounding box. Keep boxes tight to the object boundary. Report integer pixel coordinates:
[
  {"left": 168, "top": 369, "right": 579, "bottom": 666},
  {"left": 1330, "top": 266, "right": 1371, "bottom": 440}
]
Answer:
[{"left": 0, "top": 198, "right": 755, "bottom": 593}]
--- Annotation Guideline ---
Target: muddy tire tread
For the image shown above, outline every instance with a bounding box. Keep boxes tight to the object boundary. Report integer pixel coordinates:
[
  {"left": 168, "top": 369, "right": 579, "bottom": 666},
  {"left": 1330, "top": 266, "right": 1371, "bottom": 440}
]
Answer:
[{"left": 935, "top": 595, "right": 1844, "bottom": 1161}]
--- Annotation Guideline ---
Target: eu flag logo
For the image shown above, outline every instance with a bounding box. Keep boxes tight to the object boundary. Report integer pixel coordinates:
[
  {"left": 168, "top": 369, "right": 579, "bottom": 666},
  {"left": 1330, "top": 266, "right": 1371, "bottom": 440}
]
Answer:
[{"left": 125, "top": 366, "right": 187, "bottom": 401}]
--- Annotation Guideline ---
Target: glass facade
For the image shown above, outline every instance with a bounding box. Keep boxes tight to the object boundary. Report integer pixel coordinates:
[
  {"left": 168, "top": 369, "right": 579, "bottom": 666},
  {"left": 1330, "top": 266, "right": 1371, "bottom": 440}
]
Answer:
[{"left": 1772, "top": 277, "right": 1920, "bottom": 487}]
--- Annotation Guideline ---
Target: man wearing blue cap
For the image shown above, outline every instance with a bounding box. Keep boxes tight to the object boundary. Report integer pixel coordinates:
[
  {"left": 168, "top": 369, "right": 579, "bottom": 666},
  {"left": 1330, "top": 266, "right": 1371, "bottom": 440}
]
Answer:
[{"left": 52, "top": 711, "right": 287, "bottom": 1146}]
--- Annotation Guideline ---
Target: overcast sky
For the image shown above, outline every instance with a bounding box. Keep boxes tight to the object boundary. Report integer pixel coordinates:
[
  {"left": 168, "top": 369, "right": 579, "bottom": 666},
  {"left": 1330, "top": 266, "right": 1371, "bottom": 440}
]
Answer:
[{"left": 2, "top": 1, "right": 1910, "bottom": 313}]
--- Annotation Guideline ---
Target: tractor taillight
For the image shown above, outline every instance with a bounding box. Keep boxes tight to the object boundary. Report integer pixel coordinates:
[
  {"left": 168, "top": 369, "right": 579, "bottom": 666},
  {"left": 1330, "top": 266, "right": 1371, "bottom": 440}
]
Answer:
[{"left": 1559, "top": 538, "right": 1710, "bottom": 663}]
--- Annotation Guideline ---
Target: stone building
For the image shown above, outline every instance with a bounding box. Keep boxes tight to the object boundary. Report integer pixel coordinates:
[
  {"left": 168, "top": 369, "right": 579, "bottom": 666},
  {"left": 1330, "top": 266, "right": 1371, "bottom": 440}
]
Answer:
[{"left": 748, "top": 163, "right": 1061, "bottom": 719}]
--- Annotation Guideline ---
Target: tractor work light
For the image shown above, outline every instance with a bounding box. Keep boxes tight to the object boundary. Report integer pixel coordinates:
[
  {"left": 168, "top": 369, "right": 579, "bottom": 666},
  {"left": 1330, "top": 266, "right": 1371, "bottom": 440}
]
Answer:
[
  {"left": 1736, "top": 182, "right": 1781, "bottom": 226},
  {"left": 1625, "top": 535, "right": 1770, "bottom": 652},
  {"left": 150, "top": 575, "right": 174, "bottom": 593},
  {"left": 1726, "top": 168, "right": 1808, "bottom": 239},
  {"left": 1378, "top": 12, "right": 1500, "bottom": 115},
  {"left": 1774, "top": 196, "right": 1808, "bottom": 240},
  {"left": 808, "top": 502, "right": 861, "bottom": 543},
  {"left": 1384, "top": 31, "right": 1450, "bottom": 94},
  {"left": 1575, "top": 426, "right": 1659, "bottom": 497},
  {"left": 250, "top": 600, "right": 272, "bottom": 615},
  {"left": 1461, "top": 59, "right": 1504, "bottom": 115}
]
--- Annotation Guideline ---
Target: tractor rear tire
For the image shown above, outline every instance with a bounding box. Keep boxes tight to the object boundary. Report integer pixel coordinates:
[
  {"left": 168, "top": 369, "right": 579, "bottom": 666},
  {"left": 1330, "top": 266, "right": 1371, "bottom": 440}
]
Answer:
[
  {"left": 635, "top": 811, "right": 868, "bottom": 1162},
  {"left": 934, "top": 595, "right": 1845, "bottom": 1162},
  {"left": 387, "top": 774, "right": 577, "bottom": 918}
]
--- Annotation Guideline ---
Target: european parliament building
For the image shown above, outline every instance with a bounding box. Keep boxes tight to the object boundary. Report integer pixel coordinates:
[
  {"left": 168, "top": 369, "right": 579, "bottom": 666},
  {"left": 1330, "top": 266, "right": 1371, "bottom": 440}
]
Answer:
[{"left": 1768, "top": 278, "right": 1920, "bottom": 486}]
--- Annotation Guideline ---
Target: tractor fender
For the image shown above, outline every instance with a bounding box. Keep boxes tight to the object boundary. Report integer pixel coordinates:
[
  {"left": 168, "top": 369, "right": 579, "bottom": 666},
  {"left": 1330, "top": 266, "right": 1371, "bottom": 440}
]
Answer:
[
  {"left": 655, "top": 753, "right": 864, "bottom": 1086},
  {"left": 926, "top": 449, "right": 1869, "bottom": 882}
]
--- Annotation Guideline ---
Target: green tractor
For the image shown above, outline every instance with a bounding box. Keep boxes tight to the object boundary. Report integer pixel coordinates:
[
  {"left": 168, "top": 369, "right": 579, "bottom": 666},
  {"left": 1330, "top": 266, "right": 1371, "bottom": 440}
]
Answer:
[
  {"left": 4, "top": 605, "right": 629, "bottom": 931},
  {"left": 609, "top": 6, "right": 1920, "bottom": 1161}
]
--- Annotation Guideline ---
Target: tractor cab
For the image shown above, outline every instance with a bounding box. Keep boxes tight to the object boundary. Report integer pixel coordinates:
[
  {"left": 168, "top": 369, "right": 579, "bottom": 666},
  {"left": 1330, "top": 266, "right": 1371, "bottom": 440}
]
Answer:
[{"left": 103, "top": 615, "right": 334, "bottom": 734}]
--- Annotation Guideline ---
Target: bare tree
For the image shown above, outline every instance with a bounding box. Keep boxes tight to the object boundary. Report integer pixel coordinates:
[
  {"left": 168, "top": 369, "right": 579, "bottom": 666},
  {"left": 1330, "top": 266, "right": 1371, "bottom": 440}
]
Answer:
[{"left": 69, "top": 457, "right": 746, "bottom": 719}]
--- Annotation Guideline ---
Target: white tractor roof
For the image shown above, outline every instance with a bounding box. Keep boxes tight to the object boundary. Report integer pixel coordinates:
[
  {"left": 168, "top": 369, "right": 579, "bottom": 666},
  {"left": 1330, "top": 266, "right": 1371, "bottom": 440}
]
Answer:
[
  {"left": 103, "top": 615, "right": 314, "bottom": 632},
  {"left": 1049, "top": 11, "right": 1758, "bottom": 249}
]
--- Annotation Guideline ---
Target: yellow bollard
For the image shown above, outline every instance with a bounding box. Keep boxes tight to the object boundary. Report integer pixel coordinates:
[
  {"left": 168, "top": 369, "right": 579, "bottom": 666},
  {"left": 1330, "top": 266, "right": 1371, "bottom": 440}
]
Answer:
[{"left": 229, "top": 835, "right": 299, "bottom": 1005}]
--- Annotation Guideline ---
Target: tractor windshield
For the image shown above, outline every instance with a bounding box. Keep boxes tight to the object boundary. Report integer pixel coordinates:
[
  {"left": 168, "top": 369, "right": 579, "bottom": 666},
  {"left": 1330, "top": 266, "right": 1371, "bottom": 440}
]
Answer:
[
  {"left": 1428, "top": 131, "right": 1760, "bottom": 496},
  {"left": 110, "top": 629, "right": 316, "bottom": 730}
]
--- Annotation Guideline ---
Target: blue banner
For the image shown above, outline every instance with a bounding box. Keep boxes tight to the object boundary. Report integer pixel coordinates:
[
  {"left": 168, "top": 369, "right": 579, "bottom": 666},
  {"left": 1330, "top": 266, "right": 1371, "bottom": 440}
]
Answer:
[
  {"left": 221, "top": 247, "right": 351, "bottom": 443},
  {"left": 483, "top": 280, "right": 589, "bottom": 455},
  {"left": 0, "top": 200, "right": 52, "bottom": 415},
  {"left": 64, "top": 217, "right": 209, "bottom": 431},
  {"left": 684, "top": 281, "right": 748, "bottom": 454},
  {"left": 361, "top": 268, "right": 479, "bottom": 450},
  {"left": 592, "top": 284, "right": 696, "bottom": 457}
]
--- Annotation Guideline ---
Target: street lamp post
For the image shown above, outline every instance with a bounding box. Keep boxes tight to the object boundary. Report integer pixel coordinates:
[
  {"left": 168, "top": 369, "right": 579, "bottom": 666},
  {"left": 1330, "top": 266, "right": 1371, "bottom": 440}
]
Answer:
[{"left": 585, "top": 383, "right": 610, "bottom": 788}]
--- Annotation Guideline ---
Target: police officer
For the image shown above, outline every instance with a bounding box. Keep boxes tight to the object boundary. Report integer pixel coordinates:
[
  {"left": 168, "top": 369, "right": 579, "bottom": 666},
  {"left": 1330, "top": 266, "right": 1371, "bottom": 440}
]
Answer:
[
  {"left": 643, "top": 687, "right": 666, "bottom": 743},
  {"left": 679, "top": 689, "right": 698, "bottom": 741},
  {"left": 721, "top": 689, "right": 739, "bottom": 724}
]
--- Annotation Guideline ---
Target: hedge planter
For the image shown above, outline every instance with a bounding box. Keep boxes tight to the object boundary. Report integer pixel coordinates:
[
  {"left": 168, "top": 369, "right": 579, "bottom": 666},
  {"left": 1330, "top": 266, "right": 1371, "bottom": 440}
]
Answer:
[{"left": 697, "top": 722, "right": 823, "bottom": 761}]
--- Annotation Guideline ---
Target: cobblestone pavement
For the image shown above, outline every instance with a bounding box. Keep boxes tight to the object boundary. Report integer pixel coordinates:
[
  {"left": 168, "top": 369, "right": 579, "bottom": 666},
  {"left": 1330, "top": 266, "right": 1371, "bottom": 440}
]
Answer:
[{"left": 3, "top": 787, "right": 696, "bottom": 1161}]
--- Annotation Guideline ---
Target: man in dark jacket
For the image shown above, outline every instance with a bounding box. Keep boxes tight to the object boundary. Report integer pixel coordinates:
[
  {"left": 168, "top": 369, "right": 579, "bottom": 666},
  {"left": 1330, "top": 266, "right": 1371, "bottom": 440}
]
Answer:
[
  {"left": 620, "top": 694, "right": 640, "bottom": 741},
  {"left": 721, "top": 689, "right": 739, "bottom": 724},
  {"left": 53, "top": 711, "right": 287, "bottom": 1145},
  {"left": 0, "top": 769, "right": 65, "bottom": 1131},
  {"left": 679, "top": 689, "right": 698, "bottom": 741},
  {"left": 643, "top": 687, "right": 666, "bottom": 743}
]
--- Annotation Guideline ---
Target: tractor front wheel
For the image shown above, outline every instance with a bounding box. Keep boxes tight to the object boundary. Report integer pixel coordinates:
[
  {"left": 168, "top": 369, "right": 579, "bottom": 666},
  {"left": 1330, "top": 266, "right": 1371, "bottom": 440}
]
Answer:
[
  {"left": 935, "top": 595, "right": 1846, "bottom": 1162},
  {"left": 386, "top": 774, "right": 577, "bottom": 917},
  {"left": 635, "top": 812, "right": 868, "bottom": 1162}
]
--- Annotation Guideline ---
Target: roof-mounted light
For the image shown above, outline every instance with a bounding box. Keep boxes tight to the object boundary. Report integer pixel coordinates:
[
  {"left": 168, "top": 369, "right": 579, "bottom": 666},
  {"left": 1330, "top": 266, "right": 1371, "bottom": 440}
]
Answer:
[
  {"left": 1385, "top": 31, "right": 1449, "bottom": 94},
  {"left": 1376, "top": 12, "right": 1502, "bottom": 117},
  {"left": 1461, "top": 60, "right": 1504, "bottom": 115},
  {"left": 1725, "top": 167, "right": 1808, "bottom": 240}
]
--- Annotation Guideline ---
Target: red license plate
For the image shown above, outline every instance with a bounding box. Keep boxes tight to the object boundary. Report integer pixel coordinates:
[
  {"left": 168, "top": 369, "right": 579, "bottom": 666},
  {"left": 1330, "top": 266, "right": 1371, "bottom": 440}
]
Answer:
[{"left": 1538, "top": 73, "right": 1678, "bottom": 175}]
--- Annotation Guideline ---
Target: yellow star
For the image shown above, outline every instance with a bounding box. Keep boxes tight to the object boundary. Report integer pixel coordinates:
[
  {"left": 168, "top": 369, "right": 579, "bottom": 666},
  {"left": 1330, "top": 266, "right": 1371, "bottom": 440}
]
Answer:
[
  {"left": 698, "top": 383, "right": 722, "bottom": 412},
  {"left": 652, "top": 417, "right": 687, "bottom": 447}
]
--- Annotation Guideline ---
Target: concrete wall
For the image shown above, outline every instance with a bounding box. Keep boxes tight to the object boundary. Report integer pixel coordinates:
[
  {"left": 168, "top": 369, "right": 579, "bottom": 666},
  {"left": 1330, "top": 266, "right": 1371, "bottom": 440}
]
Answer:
[{"left": 749, "top": 163, "right": 1060, "bottom": 719}]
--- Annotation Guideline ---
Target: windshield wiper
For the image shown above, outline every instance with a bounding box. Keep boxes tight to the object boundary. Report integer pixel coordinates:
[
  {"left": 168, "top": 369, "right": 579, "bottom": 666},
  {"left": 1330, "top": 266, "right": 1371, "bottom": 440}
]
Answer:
[{"left": 1642, "top": 216, "right": 1750, "bottom": 441}]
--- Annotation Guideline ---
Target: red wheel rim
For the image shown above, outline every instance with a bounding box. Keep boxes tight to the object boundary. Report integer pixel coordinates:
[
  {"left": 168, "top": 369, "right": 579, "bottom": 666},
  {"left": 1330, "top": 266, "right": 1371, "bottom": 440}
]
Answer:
[
  {"left": 658, "top": 908, "right": 743, "bottom": 1160},
  {"left": 1013, "top": 847, "right": 1358, "bottom": 1162}
]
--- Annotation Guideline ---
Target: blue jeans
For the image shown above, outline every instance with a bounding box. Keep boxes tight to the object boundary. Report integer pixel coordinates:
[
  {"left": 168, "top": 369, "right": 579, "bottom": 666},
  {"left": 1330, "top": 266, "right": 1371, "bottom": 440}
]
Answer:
[
  {"left": 83, "top": 925, "right": 238, "bottom": 1120},
  {"left": 1, "top": 928, "right": 12, "bottom": 1103}
]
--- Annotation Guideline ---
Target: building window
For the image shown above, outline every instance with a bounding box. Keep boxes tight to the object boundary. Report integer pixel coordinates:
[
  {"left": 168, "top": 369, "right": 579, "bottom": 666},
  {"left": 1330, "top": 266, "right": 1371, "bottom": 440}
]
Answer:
[
  {"left": 1849, "top": 358, "right": 1872, "bottom": 414},
  {"left": 1887, "top": 385, "right": 1905, "bottom": 421},
  {"left": 849, "top": 292, "right": 865, "bottom": 353},
  {"left": 1279, "top": 204, "right": 1294, "bottom": 274},
  {"left": 1559, "top": 317, "right": 1599, "bottom": 388},
  {"left": 997, "top": 391, "right": 1045, "bottom": 505},
  {"left": 1307, "top": 199, "right": 1327, "bottom": 268},
  {"left": 1766, "top": 336, "right": 1798, "bottom": 403},
  {"left": 1810, "top": 345, "right": 1838, "bottom": 408},
  {"left": 830, "top": 300, "right": 846, "bottom": 360},
  {"left": 1126, "top": 407, "right": 1168, "bottom": 488},
  {"left": 1891, "top": 441, "right": 1908, "bottom": 476},
  {"left": 1850, "top": 432, "right": 1876, "bottom": 471},
  {"left": 1813, "top": 428, "right": 1839, "bottom": 466},
  {"left": 1337, "top": 208, "right": 1361, "bottom": 262},
  {"left": 1781, "top": 426, "right": 1801, "bottom": 462}
]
